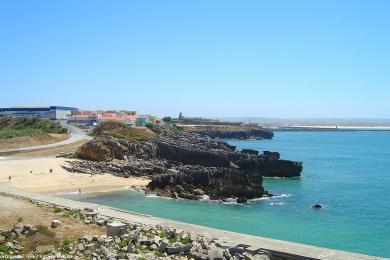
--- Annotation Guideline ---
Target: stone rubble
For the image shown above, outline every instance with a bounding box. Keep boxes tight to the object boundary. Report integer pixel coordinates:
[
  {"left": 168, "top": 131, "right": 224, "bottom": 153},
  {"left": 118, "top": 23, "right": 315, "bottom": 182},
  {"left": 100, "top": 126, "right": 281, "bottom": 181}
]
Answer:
[{"left": 0, "top": 201, "right": 272, "bottom": 260}]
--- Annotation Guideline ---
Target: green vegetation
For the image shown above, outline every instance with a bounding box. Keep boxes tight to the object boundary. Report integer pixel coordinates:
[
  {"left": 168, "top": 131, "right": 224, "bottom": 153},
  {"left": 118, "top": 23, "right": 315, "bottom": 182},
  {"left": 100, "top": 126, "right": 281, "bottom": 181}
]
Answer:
[
  {"left": 170, "top": 124, "right": 184, "bottom": 132},
  {"left": 53, "top": 207, "right": 64, "bottom": 213},
  {"left": 0, "top": 244, "right": 10, "bottom": 254},
  {"left": 180, "top": 238, "right": 191, "bottom": 245},
  {"left": 162, "top": 116, "right": 172, "bottom": 122},
  {"left": 62, "top": 210, "right": 85, "bottom": 220},
  {"left": 92, "top": 121, "right": 153, "bottom": 141},
  {"left": 145, "top": 122, "right": 154, "bottom": 128},
  {"left": 118, "top": 236, "right": 132, "bottom": 248},
  {"left": 136, "top": 245, "right": 150, "bottom": 253},
  {"left": 61, "top": 238, "right": 71, "bottom": 254},
  {"left": 0, "top": 117, "right": 67, "bottom": 139},
  {"left": 154, "top": 250, "right": 165, "bottom": 257},
  {"left": 0, "top": 128, "right": 43, "bottom": 138}
]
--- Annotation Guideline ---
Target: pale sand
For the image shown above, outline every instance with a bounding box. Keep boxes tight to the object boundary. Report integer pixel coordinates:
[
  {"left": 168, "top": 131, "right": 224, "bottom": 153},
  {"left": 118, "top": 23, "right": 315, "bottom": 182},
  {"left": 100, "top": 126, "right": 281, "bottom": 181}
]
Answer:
[{"left": 0, "top": 157, "right": 150, "bottom": 194}]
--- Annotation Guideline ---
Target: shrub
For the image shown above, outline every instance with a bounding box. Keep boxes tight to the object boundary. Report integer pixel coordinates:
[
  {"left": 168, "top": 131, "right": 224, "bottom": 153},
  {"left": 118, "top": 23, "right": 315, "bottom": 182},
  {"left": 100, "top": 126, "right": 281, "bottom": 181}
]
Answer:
[
  {"left": 162, "top": 116, "right": 172, "bottom": 122},
  {"left": 145, "top": 122, "right": 154, "bottom": 129},
  {"left": 61, "top": 238, "right": 71, "bottom": 254},
  {"left": 0, "top": 244, "right": 10, "bottom": 254},
  {"left": 54, "top": 207, "right": 63, "bottom": 213},
  {"left": 180, "top": 238, "right": 191, "bottom": 245},
  {"left": 154, "top": 250, "right": 165, "bottom": 257},
  {"left": 0, "top": 117, "right": 68, "bottom": 138},
  {"left": 35, "top": 225, "right": 55, "bottom": 238}
]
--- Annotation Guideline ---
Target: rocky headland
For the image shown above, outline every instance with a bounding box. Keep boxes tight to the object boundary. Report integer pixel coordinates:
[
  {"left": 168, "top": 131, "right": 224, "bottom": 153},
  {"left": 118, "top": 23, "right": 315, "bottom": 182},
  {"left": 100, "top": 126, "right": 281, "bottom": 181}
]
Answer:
[
  {"left": 184, "top": 125, "right": 274, "bottom": 140},
  {"left": 63, "top": 122, "right": 302, "bottom": 203}
]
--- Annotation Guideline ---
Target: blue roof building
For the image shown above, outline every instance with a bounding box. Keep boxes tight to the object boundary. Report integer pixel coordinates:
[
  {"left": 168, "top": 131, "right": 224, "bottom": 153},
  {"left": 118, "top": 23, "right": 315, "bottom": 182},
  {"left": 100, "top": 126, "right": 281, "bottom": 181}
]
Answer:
[{"left": 0, "top": 106, "right": 77, "bottom": 120}]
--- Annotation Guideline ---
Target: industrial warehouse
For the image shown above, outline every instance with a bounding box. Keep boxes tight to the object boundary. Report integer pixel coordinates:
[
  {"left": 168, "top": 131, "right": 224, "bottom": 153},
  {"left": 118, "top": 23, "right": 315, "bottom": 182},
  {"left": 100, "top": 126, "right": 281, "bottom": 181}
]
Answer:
[
  {"left": 0, "top": 106, "right": 76, "bottom": 120},
  {"left": 0, "top": 106, "right": 160, "bottom": 127}
]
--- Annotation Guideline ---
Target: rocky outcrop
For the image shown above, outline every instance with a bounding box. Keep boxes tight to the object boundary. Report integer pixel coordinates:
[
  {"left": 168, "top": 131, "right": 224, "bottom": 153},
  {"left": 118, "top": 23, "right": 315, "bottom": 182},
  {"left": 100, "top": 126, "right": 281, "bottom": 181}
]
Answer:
[
  {"left": 155, "top": 141, "right": 230, "bottom": 168},
  {"left": 147, "top": 165, "right": 265, "bottom": 201},
  {"left": 78, "top": 136, "right": 157, "bottom": 161},
  {"left": 241, "top": 149, "right": 259, "bottom": 155},
  {"left": 194, "top": 128, "right": 274, "bottom": 140},
  {"left": 262, "top": 159, "right": 303, "bottom": 177},
  {"left": 72, "top": 130, "right": 302, "bottom": 202}
]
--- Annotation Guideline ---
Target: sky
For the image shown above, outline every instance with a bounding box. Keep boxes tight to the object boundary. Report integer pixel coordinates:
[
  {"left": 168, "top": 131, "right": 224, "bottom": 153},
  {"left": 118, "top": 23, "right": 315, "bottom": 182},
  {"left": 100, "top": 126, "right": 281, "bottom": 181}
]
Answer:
[{"left": 0, "top": 0, "right": 389, "bottom": 118}]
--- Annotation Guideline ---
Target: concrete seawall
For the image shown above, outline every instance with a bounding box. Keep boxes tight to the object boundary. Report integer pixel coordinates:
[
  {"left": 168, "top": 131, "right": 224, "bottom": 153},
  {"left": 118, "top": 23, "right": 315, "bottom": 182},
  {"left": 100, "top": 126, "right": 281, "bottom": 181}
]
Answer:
[{"left": 0, "top": 185, "right": 386, "bottom": 260}]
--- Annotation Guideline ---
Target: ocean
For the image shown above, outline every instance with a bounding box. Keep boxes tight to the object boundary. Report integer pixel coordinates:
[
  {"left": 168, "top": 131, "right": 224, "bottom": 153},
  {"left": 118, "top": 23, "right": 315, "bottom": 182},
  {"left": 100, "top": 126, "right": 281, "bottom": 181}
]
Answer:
[{"left": 62, "top": 131, "right": 390, "bottom": 257}]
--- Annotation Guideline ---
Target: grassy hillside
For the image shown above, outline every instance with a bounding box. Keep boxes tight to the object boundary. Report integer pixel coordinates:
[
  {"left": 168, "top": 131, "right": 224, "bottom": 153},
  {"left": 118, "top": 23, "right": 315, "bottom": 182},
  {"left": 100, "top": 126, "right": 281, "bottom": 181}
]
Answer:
[
  {"left": 92, "top": 121, "right": 153, "bottom": 141},
  {"left": 0, "top": 117, "right": 68, "bottom": 139}
]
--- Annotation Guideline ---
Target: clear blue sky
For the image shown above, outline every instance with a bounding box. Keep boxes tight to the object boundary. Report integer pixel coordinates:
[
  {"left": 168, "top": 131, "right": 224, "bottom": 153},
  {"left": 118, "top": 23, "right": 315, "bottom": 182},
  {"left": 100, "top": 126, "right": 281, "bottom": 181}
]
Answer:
[{"left": 0, "top": 0, "right": 389, "bottom": 118}]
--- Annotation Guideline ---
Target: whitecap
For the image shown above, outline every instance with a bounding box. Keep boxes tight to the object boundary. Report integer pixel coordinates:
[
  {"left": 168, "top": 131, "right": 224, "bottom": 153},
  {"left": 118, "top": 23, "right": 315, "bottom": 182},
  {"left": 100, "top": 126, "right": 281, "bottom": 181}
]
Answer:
[
  {"left": 271, "top": 194, "right": 292, "bottom": 199},
  {"left": 270, "top": 202, "right": 287, "bottom": 206}
]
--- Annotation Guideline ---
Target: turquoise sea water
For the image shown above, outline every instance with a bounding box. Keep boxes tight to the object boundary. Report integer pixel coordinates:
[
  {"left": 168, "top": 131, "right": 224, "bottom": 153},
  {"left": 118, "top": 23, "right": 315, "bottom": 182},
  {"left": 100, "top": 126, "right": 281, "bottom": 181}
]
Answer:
[{"left": 62, "top": 131, "right": 390, "bottom": 257}]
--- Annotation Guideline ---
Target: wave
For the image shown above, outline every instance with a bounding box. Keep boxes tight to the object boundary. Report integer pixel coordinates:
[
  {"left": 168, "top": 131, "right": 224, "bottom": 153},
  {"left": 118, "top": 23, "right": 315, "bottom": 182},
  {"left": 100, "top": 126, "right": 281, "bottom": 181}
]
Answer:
[
  {"left": 272, "top": 193, "right": 292, "bottom": 198},
  {"left": 270, "top": 202, "right": 287, "bottom": 206},
  {"left": 55, "top": 191, "right": 83, "bottom": 195},
  {"left": 144, "top": 192, "right": 292, "bottom": 206}
]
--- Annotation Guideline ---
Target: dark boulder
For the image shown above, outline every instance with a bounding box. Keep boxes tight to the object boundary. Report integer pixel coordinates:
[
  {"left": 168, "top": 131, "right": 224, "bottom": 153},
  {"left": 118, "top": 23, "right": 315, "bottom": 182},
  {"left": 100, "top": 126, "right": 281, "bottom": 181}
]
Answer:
[
  {"left": 263, "top": 151, "right": 280, "bottom": 160},
  {"left": 241, "top": 149, "right": 259, "bottom": 155},
  {"left": 262, "top": 159, "right": 303, "bottom": 177},
  {"left": 195, "top": 128, "right": 274, "bottom": 140},
  {"left": 236, "top": 197, "right": 247, "bottom": 203}
]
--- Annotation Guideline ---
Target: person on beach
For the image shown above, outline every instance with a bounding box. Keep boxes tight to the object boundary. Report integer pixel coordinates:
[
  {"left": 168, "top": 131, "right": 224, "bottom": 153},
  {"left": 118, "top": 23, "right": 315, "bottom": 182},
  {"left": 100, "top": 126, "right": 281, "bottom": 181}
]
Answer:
[
  {"left": 49, "top": 168, "right": 53, "bottom": 173},
  {"left": 79, "top": 188, "right": 81, "bottom": 194},
  {"left": 8, "top": 176, "right": 11, "bottom": 181}
]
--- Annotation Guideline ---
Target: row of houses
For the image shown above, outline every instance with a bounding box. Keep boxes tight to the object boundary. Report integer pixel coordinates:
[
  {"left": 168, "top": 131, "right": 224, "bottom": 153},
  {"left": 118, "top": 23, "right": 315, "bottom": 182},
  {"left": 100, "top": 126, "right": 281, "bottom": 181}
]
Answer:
[
  {"left": 67, "top": 109, "right": 160, "bottom": 127},
  {"left": 0, "top": 106, "right": 160, "bottom": 127}
]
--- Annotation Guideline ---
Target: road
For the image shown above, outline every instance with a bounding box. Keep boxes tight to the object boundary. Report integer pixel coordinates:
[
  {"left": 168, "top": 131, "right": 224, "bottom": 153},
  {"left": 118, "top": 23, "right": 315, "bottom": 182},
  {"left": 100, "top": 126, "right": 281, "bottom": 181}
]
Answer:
[{"left": 0, "top": 124, "right": 92, "bottom": 153}]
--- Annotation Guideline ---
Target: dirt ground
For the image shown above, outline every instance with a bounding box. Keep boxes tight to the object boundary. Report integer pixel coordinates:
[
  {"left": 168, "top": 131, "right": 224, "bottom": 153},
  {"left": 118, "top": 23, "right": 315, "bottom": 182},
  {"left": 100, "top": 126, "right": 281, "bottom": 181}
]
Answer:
[
  {"left": 0, "top": 133, "right": 70, "bottom": 150},
  {"left": 0, "top": 194, "right": 105, "bottom": 250}
]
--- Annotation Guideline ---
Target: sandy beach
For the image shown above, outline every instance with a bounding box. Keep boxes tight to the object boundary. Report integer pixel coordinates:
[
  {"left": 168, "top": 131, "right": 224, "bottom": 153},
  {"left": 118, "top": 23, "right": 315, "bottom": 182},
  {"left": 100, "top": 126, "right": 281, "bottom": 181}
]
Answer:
[{"left": 0, "top": 157, "right": 150, "bottom": 194}]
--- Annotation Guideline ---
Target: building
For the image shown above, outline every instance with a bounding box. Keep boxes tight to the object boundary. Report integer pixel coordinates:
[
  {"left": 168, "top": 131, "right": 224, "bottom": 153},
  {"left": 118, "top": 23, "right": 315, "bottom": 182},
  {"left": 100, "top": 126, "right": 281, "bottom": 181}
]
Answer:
[
  {"left": 69, "top": 109, "right": 143, "bottom": 126},
  {"left": 135, "top": 116, "right": 150, "bottom": 126},
  {"left": 0, "top": 106, "right": 76, "bottom": 120}
]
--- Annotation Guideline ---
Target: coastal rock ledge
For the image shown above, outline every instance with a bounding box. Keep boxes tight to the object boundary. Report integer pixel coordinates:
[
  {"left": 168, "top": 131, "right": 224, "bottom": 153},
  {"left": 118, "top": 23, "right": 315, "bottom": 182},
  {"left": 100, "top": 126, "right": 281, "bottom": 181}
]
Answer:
[{"left": 69, "top": 128, "right": 302, "bottom": 202}]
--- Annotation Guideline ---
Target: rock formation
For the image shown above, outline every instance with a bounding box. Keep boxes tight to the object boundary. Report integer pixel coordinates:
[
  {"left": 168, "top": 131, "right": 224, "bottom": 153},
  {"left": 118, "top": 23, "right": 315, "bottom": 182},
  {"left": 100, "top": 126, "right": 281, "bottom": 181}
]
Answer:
[
  {"left": 69, "top": 129, "right": 302, "bottom": 202},
  {"left": 193, "top": 128, "right": 274, "bottom": 140}
]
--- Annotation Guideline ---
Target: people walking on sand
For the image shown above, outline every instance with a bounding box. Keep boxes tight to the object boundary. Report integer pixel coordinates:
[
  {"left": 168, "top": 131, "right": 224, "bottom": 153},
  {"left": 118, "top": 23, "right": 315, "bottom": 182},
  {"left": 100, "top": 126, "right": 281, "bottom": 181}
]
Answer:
[
  {"left": 79, "top": 188, "right": 81, "bottom": 194},
  {"left": 8, "top": 176, "right": 11, "bottom": 181},
  {"left": 49, "top": 168, "right": 53, "bottom": 173}
]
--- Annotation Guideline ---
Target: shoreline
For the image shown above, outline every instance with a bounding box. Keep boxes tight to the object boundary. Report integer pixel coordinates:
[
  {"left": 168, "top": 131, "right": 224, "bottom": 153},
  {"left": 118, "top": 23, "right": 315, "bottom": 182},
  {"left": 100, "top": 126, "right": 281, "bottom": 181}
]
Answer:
[
  {"left": 269, "top": 125, "right": 390, "bottom": 131},
  {"left": 0, "top": 157, "right": 387, "bottom": 258},
  {"left": 0, "top": 157, "right": 150, "bottom": 194},
  {"left": 0, "top": 185, "right": 382, "bottom": 260}
]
